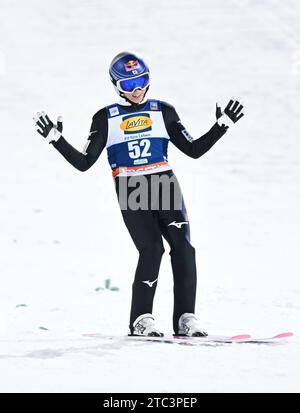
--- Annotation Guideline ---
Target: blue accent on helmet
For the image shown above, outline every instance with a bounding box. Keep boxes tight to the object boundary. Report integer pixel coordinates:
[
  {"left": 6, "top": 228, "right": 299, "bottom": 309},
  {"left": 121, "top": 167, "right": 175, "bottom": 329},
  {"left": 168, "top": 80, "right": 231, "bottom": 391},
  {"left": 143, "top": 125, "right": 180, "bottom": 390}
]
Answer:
[{"left": 109, "top": 52, "right": 150, "bottom": 95}]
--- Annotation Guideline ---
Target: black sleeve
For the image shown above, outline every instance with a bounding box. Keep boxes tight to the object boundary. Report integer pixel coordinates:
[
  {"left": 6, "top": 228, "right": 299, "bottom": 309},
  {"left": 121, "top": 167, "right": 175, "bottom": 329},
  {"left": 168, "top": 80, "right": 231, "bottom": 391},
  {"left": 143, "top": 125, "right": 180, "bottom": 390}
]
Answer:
[
  {"left": 161, "top": 101, "right": 228, "bottom": 159},
  {"left": 51, "top": 108, "right": 108, "bottom": 172}
]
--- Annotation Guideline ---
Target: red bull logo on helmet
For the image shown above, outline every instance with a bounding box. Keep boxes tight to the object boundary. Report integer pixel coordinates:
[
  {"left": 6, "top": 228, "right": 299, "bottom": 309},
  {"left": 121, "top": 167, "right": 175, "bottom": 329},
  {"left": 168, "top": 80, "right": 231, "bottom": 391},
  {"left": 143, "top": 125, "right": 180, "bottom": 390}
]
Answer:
[{"left": 124, "top": 60, "right": 141, "bottom": 72}]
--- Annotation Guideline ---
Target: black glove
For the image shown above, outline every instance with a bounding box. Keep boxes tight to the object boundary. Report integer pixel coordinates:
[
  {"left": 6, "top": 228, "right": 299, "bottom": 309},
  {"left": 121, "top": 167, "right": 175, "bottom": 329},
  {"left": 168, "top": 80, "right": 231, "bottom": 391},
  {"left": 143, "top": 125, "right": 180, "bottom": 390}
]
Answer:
[
  {"left": 34, "top": 112, "right": 63, "bottom": 143},
  {"left": 216, "top": 99, "right": 244, "bottom": 127},
  {"left": 216, "top": 103, "right": 223, "bottom": 120},
  {"left": 224, "top": 99, "right": 244, "bottom": 123}
]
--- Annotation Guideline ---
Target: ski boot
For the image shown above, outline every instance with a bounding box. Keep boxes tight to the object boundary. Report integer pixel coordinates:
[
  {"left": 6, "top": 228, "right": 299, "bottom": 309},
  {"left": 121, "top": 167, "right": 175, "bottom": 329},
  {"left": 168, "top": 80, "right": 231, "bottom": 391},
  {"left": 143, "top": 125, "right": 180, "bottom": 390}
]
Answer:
[
  {"left": 129, "top": 313, "right": 164, "bottom": 337},
  {"left": 177, "top": 313, "right": 208, "bottom": 337}
]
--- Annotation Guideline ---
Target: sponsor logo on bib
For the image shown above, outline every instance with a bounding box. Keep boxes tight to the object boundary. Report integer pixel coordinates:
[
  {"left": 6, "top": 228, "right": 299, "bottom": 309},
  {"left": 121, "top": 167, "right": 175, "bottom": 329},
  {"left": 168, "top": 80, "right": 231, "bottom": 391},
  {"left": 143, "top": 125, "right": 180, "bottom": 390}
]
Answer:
[
  {"left": 120, "top": 113, "right": 153, "bottom": 134},
  {"left": 109, "top": 106, "right": 119, "bottom": 117},
  {"left": 150, "top": 101, "right": 158, "bottom": 111}
]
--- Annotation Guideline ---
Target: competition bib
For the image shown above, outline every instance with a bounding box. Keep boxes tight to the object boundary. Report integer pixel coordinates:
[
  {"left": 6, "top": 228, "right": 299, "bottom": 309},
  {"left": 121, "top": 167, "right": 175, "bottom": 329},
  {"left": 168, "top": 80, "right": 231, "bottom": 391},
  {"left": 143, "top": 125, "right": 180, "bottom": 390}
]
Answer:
[{"left": 106, "top": 100, "right": 171, "bottom": 177}]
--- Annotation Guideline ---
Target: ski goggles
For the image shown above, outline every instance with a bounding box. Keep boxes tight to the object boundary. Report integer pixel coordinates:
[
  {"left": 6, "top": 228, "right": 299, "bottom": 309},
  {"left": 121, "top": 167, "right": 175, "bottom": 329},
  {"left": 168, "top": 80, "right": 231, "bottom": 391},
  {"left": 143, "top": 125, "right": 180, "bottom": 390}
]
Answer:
[{"left": 116, "top": 73, "right": 150, "bottom": 93}]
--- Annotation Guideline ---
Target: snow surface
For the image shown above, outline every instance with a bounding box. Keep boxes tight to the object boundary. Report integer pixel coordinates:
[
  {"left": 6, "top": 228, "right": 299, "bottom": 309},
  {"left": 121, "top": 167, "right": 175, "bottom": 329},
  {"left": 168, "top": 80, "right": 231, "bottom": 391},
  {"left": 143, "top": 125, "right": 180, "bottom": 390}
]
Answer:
[{"left": 0, "top": 0, "right": 299, "bottom": 393}]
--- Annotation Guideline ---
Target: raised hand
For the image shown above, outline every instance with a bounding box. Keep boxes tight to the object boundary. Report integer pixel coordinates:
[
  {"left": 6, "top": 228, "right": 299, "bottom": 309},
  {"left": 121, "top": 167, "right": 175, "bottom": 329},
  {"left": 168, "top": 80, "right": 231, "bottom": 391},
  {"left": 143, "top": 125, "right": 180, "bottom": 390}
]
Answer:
[
  {"left": 216, "top": 99, "right": 244, "bottom": 127},
  {"left": 224, "top": 99, "right": 244, "bottom": 123},
  {"left": 34, "top": 111, "right": 63, "bottom": 143}
]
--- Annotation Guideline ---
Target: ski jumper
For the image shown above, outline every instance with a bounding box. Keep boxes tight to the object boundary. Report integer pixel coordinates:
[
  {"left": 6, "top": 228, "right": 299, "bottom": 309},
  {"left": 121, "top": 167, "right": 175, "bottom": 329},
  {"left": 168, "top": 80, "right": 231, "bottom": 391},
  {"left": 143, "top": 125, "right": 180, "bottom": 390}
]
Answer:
[{"left": 52, "top": 99, "right": 227, "bottom": 333}]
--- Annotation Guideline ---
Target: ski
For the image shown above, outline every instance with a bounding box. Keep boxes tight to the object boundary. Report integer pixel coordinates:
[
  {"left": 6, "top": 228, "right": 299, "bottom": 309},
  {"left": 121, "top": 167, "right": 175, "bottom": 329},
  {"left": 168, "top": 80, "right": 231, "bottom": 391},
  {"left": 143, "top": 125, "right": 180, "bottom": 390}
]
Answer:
[
  {"left": 126, "top": 334, "right": 251, "bottom": 344},
  {"left": 229, "top": 332, "right": 294, "bottom": 344},
  {"left": 82, "top": 333, "right": 251, "bottom": 344},
  {"left": 82, "top": 332, "right": 293, "bottom": 345}
]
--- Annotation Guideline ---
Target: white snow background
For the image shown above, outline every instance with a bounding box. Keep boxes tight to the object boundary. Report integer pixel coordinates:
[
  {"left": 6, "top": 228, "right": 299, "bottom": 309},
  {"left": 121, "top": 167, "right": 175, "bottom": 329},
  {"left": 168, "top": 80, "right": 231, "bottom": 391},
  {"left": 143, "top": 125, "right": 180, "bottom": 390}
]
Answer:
[{"left": 0, "top": 0, "right": 299, "bottom": 392}]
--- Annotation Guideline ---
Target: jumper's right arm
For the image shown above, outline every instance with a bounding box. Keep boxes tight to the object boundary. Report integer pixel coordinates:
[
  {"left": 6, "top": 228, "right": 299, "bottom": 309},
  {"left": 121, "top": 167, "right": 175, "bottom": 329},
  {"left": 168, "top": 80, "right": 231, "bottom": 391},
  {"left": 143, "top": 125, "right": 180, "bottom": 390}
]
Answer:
[{"left": 34, "top": 109, "right": 108, "bottom": 172}]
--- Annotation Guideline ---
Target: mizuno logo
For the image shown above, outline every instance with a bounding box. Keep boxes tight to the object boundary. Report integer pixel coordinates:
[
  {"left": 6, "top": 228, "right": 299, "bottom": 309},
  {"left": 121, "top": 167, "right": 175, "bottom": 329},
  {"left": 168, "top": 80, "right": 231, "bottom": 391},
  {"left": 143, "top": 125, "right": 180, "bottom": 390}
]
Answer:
[
  {"left": 89, "top": 130, "right": 98, "bottom": 137},
  {"left": 168, "top": 221, "right": 189, "bottom": 229},
  {"left": 142, "top": 278, "right": 158, "bottom": 288}
]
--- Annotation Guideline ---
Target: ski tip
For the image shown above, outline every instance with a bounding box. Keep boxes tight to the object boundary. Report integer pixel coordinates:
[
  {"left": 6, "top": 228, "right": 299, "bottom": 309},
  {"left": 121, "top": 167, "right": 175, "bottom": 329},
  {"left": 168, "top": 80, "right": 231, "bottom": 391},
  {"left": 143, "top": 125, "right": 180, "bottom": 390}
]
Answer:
[
  {"left": 230, "top": 334, "right": 251, "bottom": 340},
  {"left": 272, "top": 332, "right": 294, "bottom": 339}
]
